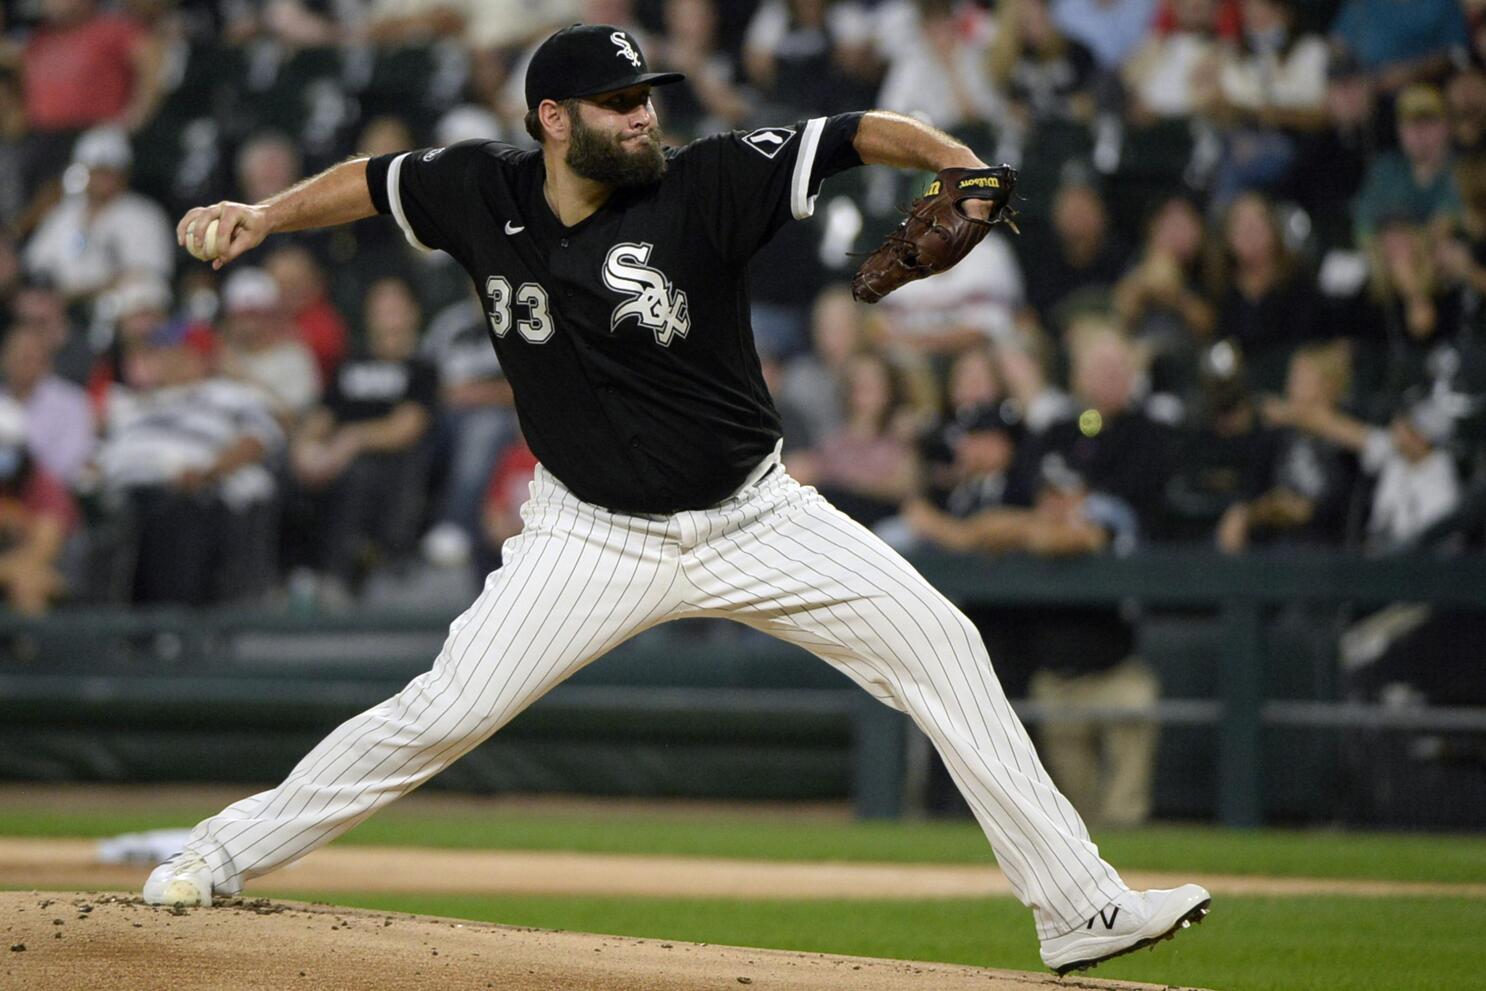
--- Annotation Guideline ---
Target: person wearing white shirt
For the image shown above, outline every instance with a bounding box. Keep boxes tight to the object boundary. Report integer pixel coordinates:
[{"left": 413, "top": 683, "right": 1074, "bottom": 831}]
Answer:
[
  {"left": 1360, "top": 406, "right": 1460, "bottom": 552},
  {"left": 872, "top": 0, "right": 1002, "bottom": 131},
  {"left": 1211, "top": 0, "right": 1330, "bottom": 206},
  {"left": 217, "top": 267, "right": 323, "bottom": 424},
  {"left": 1261, "top": 392, "right": 1462, "bottom": 552},
  {"left": 22, "top": 127, "right": 174, "bottom": 304}
]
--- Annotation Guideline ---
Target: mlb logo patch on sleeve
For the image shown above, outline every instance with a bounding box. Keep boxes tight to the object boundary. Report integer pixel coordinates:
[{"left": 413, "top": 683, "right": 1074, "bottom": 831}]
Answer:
[{"left": 741, "top": 127, "right": 797, "bottom": 159}]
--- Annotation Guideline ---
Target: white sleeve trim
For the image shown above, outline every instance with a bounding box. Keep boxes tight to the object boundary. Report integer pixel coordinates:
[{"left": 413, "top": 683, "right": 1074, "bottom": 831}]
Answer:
[
  {"left": 790, "top": 117, "right": 828, "bottom": 221},
  {"left": 387, "top": 153, "right": 433, "bottom": 253}
]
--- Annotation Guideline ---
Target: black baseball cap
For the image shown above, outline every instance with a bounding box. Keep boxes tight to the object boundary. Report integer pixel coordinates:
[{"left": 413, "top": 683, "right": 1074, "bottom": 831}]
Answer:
[{"left": 525, "top": 24, "right": 685, "bottom": 111}]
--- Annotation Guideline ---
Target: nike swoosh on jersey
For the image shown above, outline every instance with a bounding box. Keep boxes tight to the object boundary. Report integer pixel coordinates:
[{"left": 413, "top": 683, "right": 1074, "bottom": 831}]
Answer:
[{"left": 505, "top": 221, "right": 525, "bottom": 235}]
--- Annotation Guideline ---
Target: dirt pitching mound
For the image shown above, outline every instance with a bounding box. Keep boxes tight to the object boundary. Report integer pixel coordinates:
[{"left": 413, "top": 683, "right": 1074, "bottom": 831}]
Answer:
[{"left": 1, "top": 891, "right": 1205, "bottom": 991}]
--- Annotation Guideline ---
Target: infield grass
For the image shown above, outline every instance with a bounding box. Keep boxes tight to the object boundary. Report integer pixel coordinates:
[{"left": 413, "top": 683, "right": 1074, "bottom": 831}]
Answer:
[
  {"left": 264, "top": 890, "right": 1483, "bottom": 991},
  {"left": 2, "top": 801, "right": 1483, "bottom": 884}
]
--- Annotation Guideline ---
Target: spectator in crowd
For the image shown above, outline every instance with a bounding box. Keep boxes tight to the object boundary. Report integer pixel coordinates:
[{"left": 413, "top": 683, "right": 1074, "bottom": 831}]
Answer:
[
  {"left": 911, "top": 345, "right": 1014, "bottom": 509},
  {"left": 1365, "top": 215, "right": 1465, "bottom": 399},
  {"left": 19, "top": 0, "right": 164, "bottom": 195},
  {"left": 1220, "top": 340, "right": 1358, "bottom": 550},
  {"left": 871, "top": 0, "right": 1000, "bottom": 133},
  {"left": 1209, "top": 191, "right": 1321, "bottom": 394},
  {"left": 1111, "top": 195, "right": 1216, "bottom": 391},
  {"left": 778, "top": 284, "right": 865, "bottom": 448},
  {"left": 85, "top": 270, "right": 171, "bottom": 414},
  {"left": 22, "top": 127, "right": 174, "bottom": 305},
  {"left": 905, "top": 449, "right": 1158, "bottom": 827},
  {"left": 289, "top": 277, "right": 437, "bottom": 598},
  {"left": 1, "top": 322, "right": 95, "bottom": 485},
  {"left": 742, "top": 0, "right": 877, "bottom": 119},
  {"left": 419, "top": 291, "right": 516, "bottom": 569},
  {"left": 903, "top": 400, "right": 1031, "bottom": 535},
  {"left": 1123, "top": 0, "right": 1222, "bottom": 122},
  {"left": 1290, "top": 49, "right": 1381, "bottom": 251},
  {"left": 988, "top": 0, "right": 1098, "bottom": 127},
  {"left": 944, "top": 340, "right": 1006, "bottom": 416},
  {"left": 1352, "top": 84, "right": 1463, "bottom": 244},
  {"left": 648, "top": 0, "right": 753, "bottom": 141},
  {"left": 1022, "top": 456, "right": 1156, "bottom": 828},
  {"left": 1266, "top": 391, "right": 1461, "bottom": 553},
  {"left": 1051, "top": 0, "right": 1158, "bottom": 73},
  {"left": 1160, "top": 340, "right": 1281, "bottom": 542},
  {"left": 217, "top": 266, "right": 321, "bottom": 424},
  {"left": 1208, "top": 0, "right": 1328, "bottom": 206},
  {"left": 264, "top": 245, "right": 349, "bottom": 387},
  {"left": 91, "top": 319, "right": 282, "bottom": 605},
  {"left": 11, "top": 278, "right": 92, "bottom": 386},
  {"left": 235, "top": 131, "right": 303, "bottom": 207},
  {"left": 1034, "top": 320, "right": 1175, "bottom": 528},
  {"left": 1330, "top": 0, "right": 1467, "bottom": 94},
  {"left": 1021, "top": 171, "right": 1128, "bottom": 337},
  {"left": 797, "top": 350, "right": 921, "bottom": 527},
  {"left": 0, "top": 396, "right": 77, "bottom": 616}
]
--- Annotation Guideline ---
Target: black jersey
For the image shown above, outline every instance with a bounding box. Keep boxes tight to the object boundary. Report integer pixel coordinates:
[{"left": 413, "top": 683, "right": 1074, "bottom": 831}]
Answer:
[{"left": 365, "top": 114, "right": 864, "bottom": 513}]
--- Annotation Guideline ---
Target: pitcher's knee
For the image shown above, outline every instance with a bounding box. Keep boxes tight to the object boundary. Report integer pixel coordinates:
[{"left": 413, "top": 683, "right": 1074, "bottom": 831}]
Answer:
[{"left": 383, "top": 670, "right": 499, "bottom": 747}]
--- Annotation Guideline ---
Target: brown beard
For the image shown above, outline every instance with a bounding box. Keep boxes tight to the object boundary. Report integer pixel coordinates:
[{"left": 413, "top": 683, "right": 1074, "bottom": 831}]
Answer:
[{"left": 565, "top": 111, "right": 666, "bottom": 187}]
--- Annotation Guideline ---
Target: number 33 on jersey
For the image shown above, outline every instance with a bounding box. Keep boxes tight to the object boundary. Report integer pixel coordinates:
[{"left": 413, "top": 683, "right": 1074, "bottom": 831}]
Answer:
[{"left": 363, "top": 114, "right": 865, "bottom": 514}]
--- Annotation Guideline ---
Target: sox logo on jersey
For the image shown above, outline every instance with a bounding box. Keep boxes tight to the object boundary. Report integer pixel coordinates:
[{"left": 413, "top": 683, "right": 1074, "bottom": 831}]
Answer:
[{"left": 603, "top": 241, "right": 690, "bottom": 346}]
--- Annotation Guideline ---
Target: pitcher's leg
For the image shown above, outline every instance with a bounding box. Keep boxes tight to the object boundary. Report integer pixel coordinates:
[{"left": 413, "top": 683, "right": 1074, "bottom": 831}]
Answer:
[
  {"left": 689, "top": 482, "right": 1127, "bottom": 938},
  {"left": 183, "top": 494, "right": 681, "bottom": 894}
]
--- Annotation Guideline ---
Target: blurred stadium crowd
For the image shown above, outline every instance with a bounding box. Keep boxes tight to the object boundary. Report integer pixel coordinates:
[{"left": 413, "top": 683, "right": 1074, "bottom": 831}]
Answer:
[{"left": 0, "top": 0, "right": 1484, "bottom": 643}]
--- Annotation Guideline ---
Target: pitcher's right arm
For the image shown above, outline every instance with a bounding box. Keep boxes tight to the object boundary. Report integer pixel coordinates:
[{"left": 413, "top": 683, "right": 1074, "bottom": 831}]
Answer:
[{"left": 177, "top": 157, "right": 376, "bottom": 270}]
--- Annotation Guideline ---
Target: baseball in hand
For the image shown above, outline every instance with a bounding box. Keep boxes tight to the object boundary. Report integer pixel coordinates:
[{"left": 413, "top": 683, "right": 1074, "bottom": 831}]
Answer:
[{"left": 187, "top": 218, "right": 222, "bottom": 261}]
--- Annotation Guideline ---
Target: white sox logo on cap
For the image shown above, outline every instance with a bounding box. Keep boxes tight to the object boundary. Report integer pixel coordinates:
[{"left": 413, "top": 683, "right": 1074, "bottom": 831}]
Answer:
[{"left": 611, "top": 31, "right": 642, "bottom": 69}]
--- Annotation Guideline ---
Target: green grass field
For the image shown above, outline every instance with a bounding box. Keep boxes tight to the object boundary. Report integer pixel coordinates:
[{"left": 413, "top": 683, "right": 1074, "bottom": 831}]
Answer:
[
  {"left": 5, "top": 797, "right": 1484, "bottom": 991},
  {"left": 4, "top": 802, "right": 1483, "bottom": 883}
]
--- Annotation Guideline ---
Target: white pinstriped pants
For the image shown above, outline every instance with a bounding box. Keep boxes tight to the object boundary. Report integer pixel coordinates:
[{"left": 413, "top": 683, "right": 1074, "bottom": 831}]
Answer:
[{"left": 183, "top": 463, "right": 1129, "bottom": 938}]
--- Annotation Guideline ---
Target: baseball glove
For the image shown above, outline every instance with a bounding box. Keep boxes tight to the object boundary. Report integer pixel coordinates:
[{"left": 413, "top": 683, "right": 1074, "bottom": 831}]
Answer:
[{"left": 850, "top": 165, "right": 1019, "bottom": 304}]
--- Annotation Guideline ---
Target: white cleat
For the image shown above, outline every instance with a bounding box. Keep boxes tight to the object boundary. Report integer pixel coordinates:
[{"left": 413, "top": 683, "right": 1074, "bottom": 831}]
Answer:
[
  {"left": 1039, "top": 883, "right": 1211, "bottom": 975},
  {"left": 142, "top": 852, "right": 214, "bottom": 907}
]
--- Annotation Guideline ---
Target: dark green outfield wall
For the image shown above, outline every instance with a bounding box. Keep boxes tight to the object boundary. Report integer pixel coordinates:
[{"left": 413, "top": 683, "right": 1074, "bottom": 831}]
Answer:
[{"left": 3, "top": 550, "right": 1484, "bottom": 826}]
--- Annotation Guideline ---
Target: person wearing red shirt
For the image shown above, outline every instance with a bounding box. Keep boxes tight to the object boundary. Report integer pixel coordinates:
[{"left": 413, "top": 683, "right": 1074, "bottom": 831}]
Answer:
[
  {"left": 264, "top": 245, "right": 349, "bottom": 386},
  {"left": 20, "top": 0, "right": 162, "bottom": 196},
  {"left": 0, "top": 397, "right": 76, "bottom": 615}
]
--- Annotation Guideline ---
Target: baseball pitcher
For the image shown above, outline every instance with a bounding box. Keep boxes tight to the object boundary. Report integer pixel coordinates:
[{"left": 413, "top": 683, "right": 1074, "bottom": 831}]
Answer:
[{"left": 146, "top": 24, "right": 1208, "bottom": 975}]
